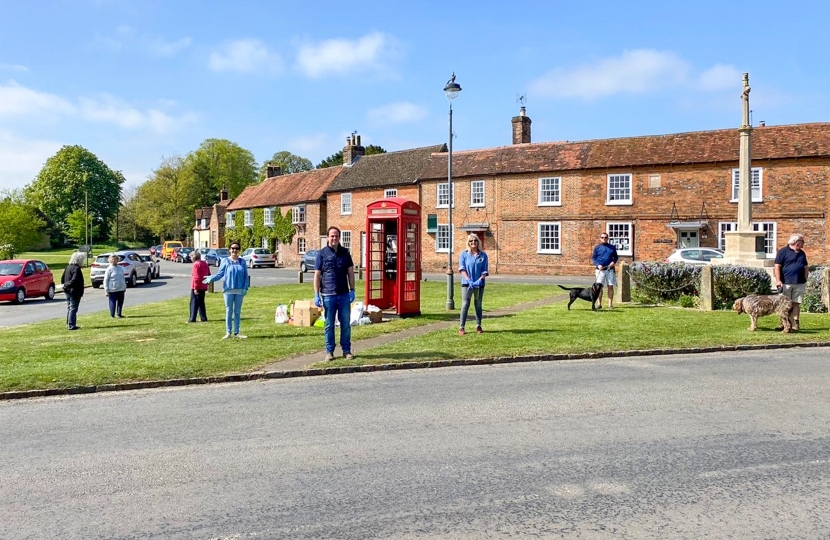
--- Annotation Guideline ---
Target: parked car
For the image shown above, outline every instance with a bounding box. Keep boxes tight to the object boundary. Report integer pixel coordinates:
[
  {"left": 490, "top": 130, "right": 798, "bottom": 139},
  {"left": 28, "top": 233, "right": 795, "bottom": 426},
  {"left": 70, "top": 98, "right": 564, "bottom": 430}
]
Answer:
[
  {"left": 176, "top": 247, "right": 195, "bottom": 263},
  {"left": 162, "top": 241, "right": 184, "bottom": 260},
  {"left": 664, "top": 247, "right": 725, "bottom": 265},
  {"left": 205, "top": 248, "right": 230, "bottom": 267},
  {"left": 140, "top": 254, "right": 161, "bottom": 279},
  {"left": 300, "top": 250, "right": 319, "bottom": 273},
  {"left": 150, "top": 245, "right": 163, "bottom": 258},
  {"left": 0, "top": 259, "right": 55, "bottom": 304},
  {"left": 90, "top": 251, "right": 152, "bottom": 288},
  {"left": 241, "top": 247, "right": 276, "bottom": 268}
]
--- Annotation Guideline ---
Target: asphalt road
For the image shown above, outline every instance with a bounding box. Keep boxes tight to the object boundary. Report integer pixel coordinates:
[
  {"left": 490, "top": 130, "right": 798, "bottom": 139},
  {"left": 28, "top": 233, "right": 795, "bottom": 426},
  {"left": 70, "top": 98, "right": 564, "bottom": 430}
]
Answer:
[
  {"left": 0, "top": 261, "right": 593, "bottom": 327},
  {"left": 2, "top": 348, "right": 828, "bottom": 539}
]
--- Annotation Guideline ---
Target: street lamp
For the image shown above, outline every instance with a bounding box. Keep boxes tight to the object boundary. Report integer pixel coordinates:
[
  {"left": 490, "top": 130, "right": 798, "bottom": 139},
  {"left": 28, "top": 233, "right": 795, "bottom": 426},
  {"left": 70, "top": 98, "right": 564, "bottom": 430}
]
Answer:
[{"left": 444, "top": 73, "right": 461, "bottom": 310}]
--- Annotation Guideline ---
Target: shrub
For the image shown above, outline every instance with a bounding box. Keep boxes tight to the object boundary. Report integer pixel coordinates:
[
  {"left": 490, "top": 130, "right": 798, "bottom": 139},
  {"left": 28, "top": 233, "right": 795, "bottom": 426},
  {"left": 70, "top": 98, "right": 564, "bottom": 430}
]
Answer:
[
  {"left": 710, "top": 264, "right": 772, "bottom": 309},
  {"left": 0, "top": 243, "right": 14, "bottom": 260},
  {"left": 802, "top": 266, "right": 827, "bottom": 313},
  {"left": 630, "top": 262, "right": 700, "bottom": 304},
  {"left": 678, "top": 294, "right": 698, "bottom": 308}
]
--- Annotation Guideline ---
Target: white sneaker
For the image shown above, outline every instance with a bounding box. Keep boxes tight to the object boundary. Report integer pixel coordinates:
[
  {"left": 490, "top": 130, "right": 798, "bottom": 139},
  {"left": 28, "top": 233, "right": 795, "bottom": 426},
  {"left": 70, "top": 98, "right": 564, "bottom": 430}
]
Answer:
[
  {"left": 235, "top": 334, "right": 248, "bottom": 339},
  {"left": 222, "top": 333, "right": 231, "bottom": 340}
]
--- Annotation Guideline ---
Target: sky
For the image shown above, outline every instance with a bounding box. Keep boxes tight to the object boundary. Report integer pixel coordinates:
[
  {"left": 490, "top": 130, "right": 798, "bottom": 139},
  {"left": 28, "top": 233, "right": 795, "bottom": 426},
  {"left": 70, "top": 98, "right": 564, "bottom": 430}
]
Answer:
[{"left": 2, "top": 0, "right": 829, "bottom": 194}]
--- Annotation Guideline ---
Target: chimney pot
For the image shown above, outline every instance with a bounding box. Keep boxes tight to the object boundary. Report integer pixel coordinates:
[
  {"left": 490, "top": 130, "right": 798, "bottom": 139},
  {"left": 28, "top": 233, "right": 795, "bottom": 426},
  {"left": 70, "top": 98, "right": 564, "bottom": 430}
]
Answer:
[{"left": 759, "top": 121, "right": 766, "bottom": 127}]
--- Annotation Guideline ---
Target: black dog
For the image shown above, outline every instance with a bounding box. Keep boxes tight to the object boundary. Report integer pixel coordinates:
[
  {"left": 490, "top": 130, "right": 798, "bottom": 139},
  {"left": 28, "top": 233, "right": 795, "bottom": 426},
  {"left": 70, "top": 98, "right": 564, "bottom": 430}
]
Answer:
[{"left": 559, "top": 283, "right": 603, "bottom": 311}]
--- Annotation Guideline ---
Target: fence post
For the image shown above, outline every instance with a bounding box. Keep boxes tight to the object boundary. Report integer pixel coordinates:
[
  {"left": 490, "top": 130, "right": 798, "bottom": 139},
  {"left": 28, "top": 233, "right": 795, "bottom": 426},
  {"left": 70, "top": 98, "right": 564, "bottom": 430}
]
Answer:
[
  {"left": 700, "top": 265, "right": 714, "bottom": 311},
  {"left": 822, "top": 267, "right": 830, "bottom": 312},
  {"left": 615, "top": 262, "right": 631, "bottom": 304},
  {"left": 298, "top": 271, "right": 304, "bottom": 284}
]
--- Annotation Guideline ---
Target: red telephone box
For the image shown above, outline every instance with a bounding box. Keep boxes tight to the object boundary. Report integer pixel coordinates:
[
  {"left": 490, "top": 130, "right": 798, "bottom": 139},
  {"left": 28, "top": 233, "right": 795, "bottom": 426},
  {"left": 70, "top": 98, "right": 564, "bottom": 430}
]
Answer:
[{"left": 365, "top": 198, "right": 421, "bottom": 317}]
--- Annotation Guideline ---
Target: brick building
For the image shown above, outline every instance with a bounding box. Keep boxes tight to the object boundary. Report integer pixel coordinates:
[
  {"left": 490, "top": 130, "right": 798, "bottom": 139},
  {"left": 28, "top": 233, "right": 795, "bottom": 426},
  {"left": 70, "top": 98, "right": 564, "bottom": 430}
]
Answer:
[
  {"left": 416, "top": 120, "right": 830, "bottom": 275},
  {"left": 193, "top": 186, "right": 232, "bottom": 249}
]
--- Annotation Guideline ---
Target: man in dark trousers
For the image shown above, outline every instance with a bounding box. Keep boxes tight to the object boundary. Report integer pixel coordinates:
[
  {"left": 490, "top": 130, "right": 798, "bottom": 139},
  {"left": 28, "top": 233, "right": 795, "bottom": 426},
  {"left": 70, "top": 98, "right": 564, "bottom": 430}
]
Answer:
[
  {"left": 314, "top": 226, "right": 356, "bottom": 361},
  {"left": 774, "top": 233, "right": 809, "bottom": 331},
  {"left": 591, "top": 232, "right": 619, "bottom": 309}
]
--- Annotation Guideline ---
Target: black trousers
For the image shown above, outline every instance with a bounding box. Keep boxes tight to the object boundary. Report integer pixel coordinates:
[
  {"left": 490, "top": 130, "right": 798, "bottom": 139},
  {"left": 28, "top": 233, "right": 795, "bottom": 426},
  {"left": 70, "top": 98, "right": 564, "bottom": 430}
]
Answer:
[
  {"left": 108, "top": 290, "right": 125, "bottom": 317},
  {"left": 189, "top": 289, "right": 207, "bottom": 322}
]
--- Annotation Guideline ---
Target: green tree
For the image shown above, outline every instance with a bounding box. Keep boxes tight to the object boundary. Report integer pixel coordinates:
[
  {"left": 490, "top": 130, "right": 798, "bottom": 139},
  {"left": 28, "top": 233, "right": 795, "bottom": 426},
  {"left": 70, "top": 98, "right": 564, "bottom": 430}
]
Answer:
[
  {"left": 184, "top": 138, "right": 258, "bottom": 208},
  {"left": 65, "top": 208, "right": 100, "bottom": 245},
  {"left": 116, "top": 184, "right": 154, "bottom": 244},
  {"left": 258, "top": 151, "right": 313, "bottom": 180},
  {"left": 0, "top": 198, "right": 45, "bottom": 256},
  {"left": 25, "top": 145, "right": 124, "bottom": 239},
  {"left": 316, "top": 145, "right": 387, "bottom": 169},
  {"left": 135, "top": 155, "right": 193, "bottom": 241}
]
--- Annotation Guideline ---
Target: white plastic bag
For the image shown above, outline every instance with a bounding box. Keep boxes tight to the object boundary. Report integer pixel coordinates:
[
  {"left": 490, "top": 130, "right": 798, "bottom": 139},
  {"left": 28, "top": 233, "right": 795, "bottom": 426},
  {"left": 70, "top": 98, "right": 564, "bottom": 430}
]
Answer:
[
  {"left": 274, "top": 303, "right": 288, "bottom": 324},
  {"left": 350, "top": 301, "right": 365, "bottom": 325}
]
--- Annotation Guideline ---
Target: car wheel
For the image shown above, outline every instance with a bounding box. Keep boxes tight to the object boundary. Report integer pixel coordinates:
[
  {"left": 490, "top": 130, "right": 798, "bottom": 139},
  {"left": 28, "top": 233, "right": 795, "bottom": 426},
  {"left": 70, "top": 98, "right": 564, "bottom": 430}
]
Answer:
[
  {"left": 14, "top": 288, "right": 25, "bottom": 304},
  {"left": 248, "top": 259, "right": 253, "bottom": 269},
  {"left": 92, "top": 281, "right": 101, "bottom": 289},
  {"left": 129, "top": 273, "right": 137, "bottom": 287},
  {"left": 300, "top": 262, "right": 307, "bottom": 273},
  {"left": 155, "top": 267, "right": 160, "bottom": 278},
  {"left": 144, "top": 270, "right": 152, "bottom": 284},
  {"left": 45, "top": 284, "right": 55, "bottom": 301}
]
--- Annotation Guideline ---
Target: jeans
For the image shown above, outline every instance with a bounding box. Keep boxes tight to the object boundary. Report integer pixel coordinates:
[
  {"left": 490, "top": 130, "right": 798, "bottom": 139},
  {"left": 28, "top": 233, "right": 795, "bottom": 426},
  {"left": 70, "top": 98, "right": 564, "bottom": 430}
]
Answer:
[
  {"left": 65, "top": 293, "right": 80, "bottom": 328},
  {"left": 223, "top": 293, "right": 244, "bottom": 335},
  {"left": 189, "top": 289, "right": 207, "bottom": 322},
  {"left": 323, "top": 293, "right": 351, "bottom": 354},
  {"left": 460, "top": 285, "right": 485, "bottom": 329},
  {"left": 107, "top": 290, "right": 125, "bottom": 317}
]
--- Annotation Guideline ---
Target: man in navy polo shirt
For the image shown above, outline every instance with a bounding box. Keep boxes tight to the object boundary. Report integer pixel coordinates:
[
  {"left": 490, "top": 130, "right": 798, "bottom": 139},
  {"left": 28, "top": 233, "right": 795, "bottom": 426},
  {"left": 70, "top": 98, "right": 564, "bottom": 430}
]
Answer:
[
  {"left": 591, "top": 232, "right": 619, "bottom": 309},
  {"left": 314, "top": 226, "right": 356, "bottom": 361},
  {"left": 774, "top": 233, "right": 809, "bottom": 332}
]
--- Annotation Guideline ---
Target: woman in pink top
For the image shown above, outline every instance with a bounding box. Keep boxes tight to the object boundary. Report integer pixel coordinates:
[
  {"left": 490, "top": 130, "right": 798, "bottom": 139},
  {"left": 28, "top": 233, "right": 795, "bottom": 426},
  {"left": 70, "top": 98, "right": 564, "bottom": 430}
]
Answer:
[{"left": 189, "top": 249, "right": 211, "bottom": 323}]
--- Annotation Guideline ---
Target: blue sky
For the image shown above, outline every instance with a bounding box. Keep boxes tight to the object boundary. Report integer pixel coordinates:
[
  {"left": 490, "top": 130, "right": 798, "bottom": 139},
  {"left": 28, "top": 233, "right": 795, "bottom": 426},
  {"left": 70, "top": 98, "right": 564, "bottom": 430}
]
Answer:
[{"left": 2, "top": 0, "right": 828, "bottom": 193}]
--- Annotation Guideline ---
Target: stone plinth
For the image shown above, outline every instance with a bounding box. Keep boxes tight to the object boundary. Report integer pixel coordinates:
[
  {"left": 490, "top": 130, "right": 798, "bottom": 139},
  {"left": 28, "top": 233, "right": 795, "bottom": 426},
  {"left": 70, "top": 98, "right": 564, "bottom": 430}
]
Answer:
[{"left": 715, "top": 230, "right": 774, "bottom": 277}]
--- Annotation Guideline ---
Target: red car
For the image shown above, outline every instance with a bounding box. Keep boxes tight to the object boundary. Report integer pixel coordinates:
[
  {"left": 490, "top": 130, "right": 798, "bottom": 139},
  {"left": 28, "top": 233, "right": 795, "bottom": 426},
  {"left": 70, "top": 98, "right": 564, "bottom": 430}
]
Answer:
[{"left": 0, "top": 259, "right": 56, "bottom": 304}]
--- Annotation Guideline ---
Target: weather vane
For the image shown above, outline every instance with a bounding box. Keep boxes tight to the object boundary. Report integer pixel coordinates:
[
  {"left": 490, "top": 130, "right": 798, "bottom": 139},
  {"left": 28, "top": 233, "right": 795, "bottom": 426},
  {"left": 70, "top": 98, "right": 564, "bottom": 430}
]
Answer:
[{"left": 516, "top": 93, "right": 527, "bottom": 107}]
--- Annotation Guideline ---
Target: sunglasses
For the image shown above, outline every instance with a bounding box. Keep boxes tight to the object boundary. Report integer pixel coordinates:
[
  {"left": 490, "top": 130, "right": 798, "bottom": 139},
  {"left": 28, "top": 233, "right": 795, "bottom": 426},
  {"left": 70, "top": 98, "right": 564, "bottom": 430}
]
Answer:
[
  {"left": 230, "top": 246, "right": 240, "bottom": 251},
  {"left": 600, "top": 236, "right": 608, "bottom": 239},
  {"left": 469, "top": 240, "right": 479, "bottom": 244}
]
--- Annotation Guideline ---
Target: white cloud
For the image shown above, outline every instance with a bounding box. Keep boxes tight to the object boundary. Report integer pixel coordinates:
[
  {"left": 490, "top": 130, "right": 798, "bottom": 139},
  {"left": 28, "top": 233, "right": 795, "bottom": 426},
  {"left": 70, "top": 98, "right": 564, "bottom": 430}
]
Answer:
[
  {"left": 287, "top": 133, "right": 333, "bottom": 156},
  {"left": 529, "top": 49, "right": 690, "bottom": 100},
  {"left": 0, "top": 63, "right": 28, "bottom": 72},
  {"left": 698, "top": 64, "right": 742, "bottom": 91},
  {"left": 0, "top": 131, "right": 64, "bottom": 190},
  {"left": 147, "top": 36, "right": 192, "bottom": 57},
  {"left": 0, "top": 81, "right": 75, "bottom": 116},
  {"left": 209, "top": 39, "right": 283, "bottom": 74},
  {"left": 367, "top": 102, "right": 427, "bottom": 124},
  {"left": 78, "top": 94, "right": 198, "bottom": 134},
  {"left": 295, "top": 32, "right": 400, "bottom": 78}
]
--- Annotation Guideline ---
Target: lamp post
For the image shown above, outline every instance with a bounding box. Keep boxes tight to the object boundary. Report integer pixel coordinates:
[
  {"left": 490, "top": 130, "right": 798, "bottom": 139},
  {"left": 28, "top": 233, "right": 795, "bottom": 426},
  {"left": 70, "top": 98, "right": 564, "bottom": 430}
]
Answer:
[{"left": 444, "top": 73, "right": 461, "bottom": 310}]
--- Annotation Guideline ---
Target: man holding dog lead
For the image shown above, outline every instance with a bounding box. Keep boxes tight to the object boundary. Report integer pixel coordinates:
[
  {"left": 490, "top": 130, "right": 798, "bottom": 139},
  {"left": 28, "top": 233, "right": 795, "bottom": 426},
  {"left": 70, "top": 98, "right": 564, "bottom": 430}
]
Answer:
[
  {"left": 774, "top": 233, "right": 809, "bottom": 332},
  {"left": 592, "top": 232, "right": 618, "bottom": 310}
]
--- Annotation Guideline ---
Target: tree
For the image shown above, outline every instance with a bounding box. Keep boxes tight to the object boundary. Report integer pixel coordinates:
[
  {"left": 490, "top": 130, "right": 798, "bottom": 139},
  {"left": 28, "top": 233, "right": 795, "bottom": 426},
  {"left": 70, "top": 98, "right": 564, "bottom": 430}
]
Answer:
[
  {"left": 25, "top": 145, "right": 124, "bottom": 240},
  {"left": 316, "top": 145, "right": 387, "bottom": 169},
  {"left": 258, "top": 151, "right": 313, "bottom": 181},
  {"left": 134, "top": 155, "right": 193, "bottom": 241},
  {"left": 0, "top": 198, "right": 45, "bottom": 257},
  {"left": 65, "top": 209, "right": 100, "bottom": 244},
  {"left": 184, "top": 139, "right": 258, "bottom": 208},
  {"left": 116, "top": 184, "right": 154, "bottom": 244}
]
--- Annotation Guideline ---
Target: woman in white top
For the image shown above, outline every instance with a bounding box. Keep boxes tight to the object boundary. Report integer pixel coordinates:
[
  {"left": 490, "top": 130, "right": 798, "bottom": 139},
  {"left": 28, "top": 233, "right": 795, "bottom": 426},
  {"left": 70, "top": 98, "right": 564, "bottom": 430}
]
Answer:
[{"left": 103, "top": 254, "right": 127, "bottom": 318}]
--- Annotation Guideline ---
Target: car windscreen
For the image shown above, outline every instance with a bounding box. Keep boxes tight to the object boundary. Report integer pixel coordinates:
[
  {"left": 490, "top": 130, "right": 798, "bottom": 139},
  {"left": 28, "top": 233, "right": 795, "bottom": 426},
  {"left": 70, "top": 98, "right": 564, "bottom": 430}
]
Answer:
[
  {"left": 0, "top": 263, "right": 23, "bottom": 276},
  {"left": 216, "top": 249, "right": 229, "bottom": 256},
  {"left": 95, "top": 255, "right": 124, "bottom": 263},
  {"left": 254, "top": 249, "right": 270, "bottom": 254}
]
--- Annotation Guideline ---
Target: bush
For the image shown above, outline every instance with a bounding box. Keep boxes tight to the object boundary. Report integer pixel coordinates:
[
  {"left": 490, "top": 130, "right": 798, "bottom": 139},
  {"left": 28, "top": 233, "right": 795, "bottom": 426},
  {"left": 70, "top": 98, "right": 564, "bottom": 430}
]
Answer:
[
  {"left": 630, "top": 262, "right": 700, "bottom": 304},
  {"left": 802, "top": 266, "right": 827, "bottom": 313},
  {"left": 678, "top": 294, "right": 698, "bottom": 308},
  {"left": 711, "top": 265, "right": 772, "bottom": 310},
  {"left": 0, "top": 243, "right": 14, "bottom": 260}
]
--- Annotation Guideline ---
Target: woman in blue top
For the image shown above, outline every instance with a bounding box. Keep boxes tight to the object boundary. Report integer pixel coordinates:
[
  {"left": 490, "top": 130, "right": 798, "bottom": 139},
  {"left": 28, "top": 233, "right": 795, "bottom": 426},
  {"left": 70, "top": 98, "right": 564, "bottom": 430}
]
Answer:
[
  {"left": 203, "top": 242, "right": 249, "bottom": 339},
  {"left": 458, "top": 234, "right": 489, "bottom": 335}
]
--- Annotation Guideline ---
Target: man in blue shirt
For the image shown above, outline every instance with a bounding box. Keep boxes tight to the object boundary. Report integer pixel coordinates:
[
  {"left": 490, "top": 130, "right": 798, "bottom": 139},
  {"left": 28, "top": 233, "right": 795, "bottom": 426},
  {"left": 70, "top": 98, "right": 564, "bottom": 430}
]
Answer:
[
  {"left": 591, "top": 232, "right": 619, "bottom": 309},
  {"left": 314, "top": 227, "right": 356, "bottom": 361},
  {"left": 774, "top": 233, "right": 809, "bottom": 331}
]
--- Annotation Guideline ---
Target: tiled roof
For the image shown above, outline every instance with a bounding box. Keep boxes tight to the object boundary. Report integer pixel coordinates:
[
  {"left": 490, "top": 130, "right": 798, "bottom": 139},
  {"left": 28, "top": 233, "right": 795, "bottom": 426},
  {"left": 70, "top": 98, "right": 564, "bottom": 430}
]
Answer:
[
  {"left": 326, "top": 144, "right": 446, "bottom": 192},
  {"left": 418, "top": 123, "right": 830, "bottom": 179},
  {"left": 227, "top": 167, "right": 343, "bottom": 210}
]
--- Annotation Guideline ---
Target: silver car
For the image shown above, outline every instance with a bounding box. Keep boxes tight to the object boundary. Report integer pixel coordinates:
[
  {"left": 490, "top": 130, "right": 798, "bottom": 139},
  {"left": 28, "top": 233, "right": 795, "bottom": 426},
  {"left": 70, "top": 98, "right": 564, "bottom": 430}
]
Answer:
[
  {"left": 90, "top": 251, "right": 152, "bottom": 288},
  {"left": 241, "top": 248, "right": 276, "bottom": 268},
  {"left": 664, "top": 248, "right": 725, "bottom": 265}
]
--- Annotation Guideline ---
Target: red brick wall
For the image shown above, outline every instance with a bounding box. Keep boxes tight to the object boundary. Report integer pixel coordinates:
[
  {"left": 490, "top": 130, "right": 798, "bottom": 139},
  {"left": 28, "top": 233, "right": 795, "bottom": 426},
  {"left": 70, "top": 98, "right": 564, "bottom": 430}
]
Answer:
[{"left": 276, "top": 203, "right": 325, "bottom": 267}]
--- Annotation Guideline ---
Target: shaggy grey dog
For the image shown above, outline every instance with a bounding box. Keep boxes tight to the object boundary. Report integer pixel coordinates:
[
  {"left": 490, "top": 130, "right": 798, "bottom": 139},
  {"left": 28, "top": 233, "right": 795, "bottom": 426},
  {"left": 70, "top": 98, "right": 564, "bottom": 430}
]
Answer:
[{"left": 733, "top": 294, "right": 793, "bottom": 332}]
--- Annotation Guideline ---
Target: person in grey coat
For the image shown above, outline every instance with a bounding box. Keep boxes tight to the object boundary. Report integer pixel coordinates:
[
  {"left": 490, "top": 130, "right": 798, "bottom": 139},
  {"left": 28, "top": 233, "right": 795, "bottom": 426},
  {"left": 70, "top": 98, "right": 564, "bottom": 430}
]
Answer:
[{"left": 103, "top": 254, "right": 127, "bottom": 318}]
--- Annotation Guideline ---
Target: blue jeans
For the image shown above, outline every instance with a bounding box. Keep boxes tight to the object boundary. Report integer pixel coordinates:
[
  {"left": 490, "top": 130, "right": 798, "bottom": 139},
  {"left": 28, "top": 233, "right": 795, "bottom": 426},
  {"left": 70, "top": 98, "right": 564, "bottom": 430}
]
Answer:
[
  {"left": 323, "top": 293, "right": 351, "bottom": 354},
  {"left": 460, "top": 285, "right": 484, "bottom": 330},
  {"left": 223, "top": 293, "right": 244, "bottom": 335},
  {"left": 65, "top": 293, "right": 80, "bottom": 328}
]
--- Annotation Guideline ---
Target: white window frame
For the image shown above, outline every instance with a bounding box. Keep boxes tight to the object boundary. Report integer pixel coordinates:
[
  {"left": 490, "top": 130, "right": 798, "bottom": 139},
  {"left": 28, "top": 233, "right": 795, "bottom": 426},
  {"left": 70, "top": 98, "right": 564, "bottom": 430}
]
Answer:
[
  {"left": 200, "top": 218, "right": 207, "bottom": 229},
  {"left": 730, "top": 167, "right": 763, "bottom": 203},
  {"left": 537, "top": 177, "right": 561, "bottom": 206},
  {"left": 292, "top": 205, "right": 306, "bottom": 224},
  {"left": 243, "top": 210, "right": 253, "bottom": 227},
  {"left": 606, "top": 173, "right": 633, "bottom": 205},
  {"left": 261, "top": 237, "right": 269, "bottom": 250},
  {"left": 537, "top": 222, "right": 562, "bottom": 254},
  {"left": 298, "top": 237, "right": 307, "bottom": 254},
  {"left": 470, "top": 180, "right": 485, "bottom": 207},
  {"left": 606, "top": 222, "right": 633, "bottom": 256},
  {"left": 226, "top": 212, "right": 235, "bottom": 228},
  {"left": 341, "top": 193, "right": 352, "bottom": 215},
  {"left": 263, "top": 207, "right": 274, "bottom": 227},
  {"left": 341, "top": 230, "right": 352, "bottom": 251},
  {"left": 384, "top": 189, "right": 398, "bottom": 198},
  {"left": 436, "top": 225, "right": 452, "bottom": 252},
  {"left": 719, "top": 221, "right": 776, "bottom": 258},
  {"left": 437, "top": 183, "right": 454, "bottom": 208}
]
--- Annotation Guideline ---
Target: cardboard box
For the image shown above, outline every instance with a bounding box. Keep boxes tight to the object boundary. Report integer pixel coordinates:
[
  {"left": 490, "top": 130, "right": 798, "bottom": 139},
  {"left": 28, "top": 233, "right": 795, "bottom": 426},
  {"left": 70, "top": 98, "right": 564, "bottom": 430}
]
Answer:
[
  {"left": 367, "top": 310, "right": 383, "bottom": 324},
  {"left": 292, "top": 300, "right": 321, "bottom": 327}
]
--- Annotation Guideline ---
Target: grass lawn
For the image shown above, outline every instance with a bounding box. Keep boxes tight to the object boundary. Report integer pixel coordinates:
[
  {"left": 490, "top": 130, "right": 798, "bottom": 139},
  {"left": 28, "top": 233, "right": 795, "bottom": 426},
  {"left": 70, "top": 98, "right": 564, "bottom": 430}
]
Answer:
[{"left": 2, "top": 279, "right": 829, "bottom": 393}]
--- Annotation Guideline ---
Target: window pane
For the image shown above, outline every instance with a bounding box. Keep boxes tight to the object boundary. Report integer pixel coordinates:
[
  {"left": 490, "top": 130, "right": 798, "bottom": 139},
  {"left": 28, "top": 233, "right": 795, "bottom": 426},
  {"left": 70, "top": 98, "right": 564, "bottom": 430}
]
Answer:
[
  {"left": 607, "top": 174, "right": 631, "bottom": 202},
  {"left": 539, "top": 223, "right": 560, "bottom": 252}
]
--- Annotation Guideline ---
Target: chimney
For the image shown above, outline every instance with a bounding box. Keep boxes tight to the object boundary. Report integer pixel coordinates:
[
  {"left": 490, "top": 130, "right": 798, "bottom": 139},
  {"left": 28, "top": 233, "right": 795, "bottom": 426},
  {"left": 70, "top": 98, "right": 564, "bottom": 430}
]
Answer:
[
  {"left": 758, "top": 121, "right": 766, "bottom": 127},
  {"left": 511, "top": 106, "right": 531, "bottom": 144},
  {"left": 343, "top": 133, "right": 366, "bottom": 165},
  {"left": 266, "top": 164, "right": 282, "bottom": 178},
  {"left": 220, "top": 184, "right": 228, "bottom": 201}
]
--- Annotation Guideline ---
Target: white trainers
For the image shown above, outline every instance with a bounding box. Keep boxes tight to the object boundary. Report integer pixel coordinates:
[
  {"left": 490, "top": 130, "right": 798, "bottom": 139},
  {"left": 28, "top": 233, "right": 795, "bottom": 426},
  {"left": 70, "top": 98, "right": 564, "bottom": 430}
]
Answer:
[
  {"left": 235, "top": 334, "right": 248, "bottom": 339},
  {"left": 222, "top": 333, "right": 231, "bottom": 340}
]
